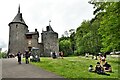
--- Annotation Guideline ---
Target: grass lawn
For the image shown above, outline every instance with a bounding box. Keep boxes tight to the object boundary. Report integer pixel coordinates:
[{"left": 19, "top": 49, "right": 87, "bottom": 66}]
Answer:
[{"left": 30, "top": 55, "right": 119, "bottom": 78}]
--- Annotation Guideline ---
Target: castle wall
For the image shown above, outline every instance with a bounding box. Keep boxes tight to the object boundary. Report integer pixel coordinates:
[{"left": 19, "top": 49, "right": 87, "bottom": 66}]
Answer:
[
  {"left": 41, "top": 32, "right": 59, "bottom": 57},
  {"left": 8, "top": 23, "right": 28, "bottom": 54},
  {"left": 38, "top": 43, "right": 44, "bottom": 56},
  {"left": 28, "top": 35, "right": 38, "bottom": 48}
]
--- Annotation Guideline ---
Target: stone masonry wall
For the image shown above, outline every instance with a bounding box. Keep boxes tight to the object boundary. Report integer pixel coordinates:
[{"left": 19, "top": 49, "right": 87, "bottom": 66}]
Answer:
[
  {"left": 8, "top": 23, "right": 28, "bottom": 54},
  {"left": 41, "top": 32, "right": 59, "bottom": 57}
]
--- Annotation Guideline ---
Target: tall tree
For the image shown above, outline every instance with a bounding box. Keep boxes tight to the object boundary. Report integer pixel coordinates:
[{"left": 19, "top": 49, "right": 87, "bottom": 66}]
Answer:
[
  {"left": 59, "top": 39, "right": 72, "bottom": 56},
  {"left": 89, "top": 1, "right": 120, "bottom": 52},
  {"left": 75, "top": 20, "right": 102, "bottom": 56}
]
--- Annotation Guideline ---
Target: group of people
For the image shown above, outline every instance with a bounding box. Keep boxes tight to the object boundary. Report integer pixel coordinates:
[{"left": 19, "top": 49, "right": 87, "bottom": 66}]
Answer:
[
  {"left": 16, "top": 50, "right": 30, "bottom": 64},
  {"left": 51, "top": 51, "right": 64, "bottom": 59},
  {"left": 88, "top": 54, "right": 112, "bottom": 75}
]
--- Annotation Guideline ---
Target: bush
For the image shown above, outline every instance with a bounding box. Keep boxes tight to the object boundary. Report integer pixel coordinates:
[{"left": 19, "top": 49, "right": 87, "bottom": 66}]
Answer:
[{"left": 0, "top": 52, "right": 7, "bottom": 58}]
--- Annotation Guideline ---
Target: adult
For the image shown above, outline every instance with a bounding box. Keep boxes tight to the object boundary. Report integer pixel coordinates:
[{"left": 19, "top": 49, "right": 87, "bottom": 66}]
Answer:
[
  {"left": 103, "top": 62, "right": 112, "bottom": 72},
  {"left": 100, "top": 55, "right": 106, "bottom": 65},
  {"left": 60, "top": 51, "right": 64, "bottom": 59},
  {"left": 52, "top": 51, "right": 56, "bottom": 59},
  {"left": 25, "top": 50, "right": 30, "bottom": 64},
  {"left": 17, "top": 52, "right": 22, "bottom": 64},
  {"left": 59, "top": 52, "right": 61, "bottom": 58},
  {"left": 50, "top": 52, "right": 53, "bottom": 58},
  {"left": 95, "top": 62, "right": 105, "bottom": 74}
]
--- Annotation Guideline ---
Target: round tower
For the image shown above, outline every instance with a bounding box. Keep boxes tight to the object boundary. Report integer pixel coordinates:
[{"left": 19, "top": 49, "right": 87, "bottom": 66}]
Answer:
[{"left": 8, "top": 5, "right": 28, "bottom": 55}]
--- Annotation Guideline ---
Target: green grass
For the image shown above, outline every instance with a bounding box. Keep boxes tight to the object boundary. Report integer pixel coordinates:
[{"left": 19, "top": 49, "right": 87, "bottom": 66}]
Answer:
[{"left": 30, "top": 55, "right": 119, "bottom": 78}]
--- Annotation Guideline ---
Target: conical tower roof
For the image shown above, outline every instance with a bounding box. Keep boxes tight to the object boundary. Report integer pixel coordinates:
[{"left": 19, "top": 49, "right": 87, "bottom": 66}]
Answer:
[{"left": 9, "top": 5, "right": 26, "bottom": 25}]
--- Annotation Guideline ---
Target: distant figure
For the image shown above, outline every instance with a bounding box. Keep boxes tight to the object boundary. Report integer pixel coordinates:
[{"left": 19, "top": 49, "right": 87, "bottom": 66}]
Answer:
[
  {"left": 52, "top": 51, "right": 56, "bottom": 59},
  {"left": 17, "top": 52, "right": 22, "bottom": 64},
  {"left": 25, "top": 51, "right": 30, "bottom": 64},
  {"left": 88, "top": 65, "right": 94, "bottom": 72},
  {"left": 50, "top": 52, "right": 53, "bottom": 58},
  {"left": 103, "top": 62, "right": 112, "bottom": 72},
  {"left": 59, "top": 52, "right": 61, "bottom": 58},
  {"left": 60, "top": 51, "right": 64, "bottom": 59},
  {"left": 85, "top": 53, "right": 88, "bottom": 57},
  {"left": 55, "top": 52, "right": 58, "bottom": 58}
]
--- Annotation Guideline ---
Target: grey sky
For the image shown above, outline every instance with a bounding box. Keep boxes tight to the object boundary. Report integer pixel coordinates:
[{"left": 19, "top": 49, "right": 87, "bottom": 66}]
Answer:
[{"left": 0, "top": 0, "right": 94, "bottom": 51}]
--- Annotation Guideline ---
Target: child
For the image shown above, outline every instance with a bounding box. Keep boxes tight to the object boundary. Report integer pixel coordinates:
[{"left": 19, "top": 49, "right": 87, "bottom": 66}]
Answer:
[{"left": 88, "top": 65, "right": 93, "bottom": 72}]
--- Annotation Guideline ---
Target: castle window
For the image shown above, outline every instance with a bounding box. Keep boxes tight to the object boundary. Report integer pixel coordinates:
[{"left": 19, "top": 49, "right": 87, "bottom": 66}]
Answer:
[
  {"left": 26, "top": 35, "right": 32, "bottom": 39},
  {"left": 16, "top": 24, "right": 18, "bottom": 28}
]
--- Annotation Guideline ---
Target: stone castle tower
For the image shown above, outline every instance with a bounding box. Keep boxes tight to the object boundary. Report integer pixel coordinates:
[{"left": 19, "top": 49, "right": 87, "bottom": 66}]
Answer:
[
  {"left": 41, "top": 23, "right": 59, "bottom": 56},
  {"left": 8, "top": 5, "right": 28, "bottom": 54},
  {"left": 8, "top": 6, "right": 59, "bottom": 57}
]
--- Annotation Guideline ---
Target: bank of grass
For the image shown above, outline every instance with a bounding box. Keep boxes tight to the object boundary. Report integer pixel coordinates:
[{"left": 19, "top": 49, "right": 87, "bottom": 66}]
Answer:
[{"left": 31, "top": 55, "right": 119, "bottom": 78}]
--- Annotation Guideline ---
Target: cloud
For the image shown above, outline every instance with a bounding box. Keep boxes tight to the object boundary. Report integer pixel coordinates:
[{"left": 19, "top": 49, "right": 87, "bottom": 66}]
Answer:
[{"left": 0, "top": 39, "right": 7, "bottom": 48}]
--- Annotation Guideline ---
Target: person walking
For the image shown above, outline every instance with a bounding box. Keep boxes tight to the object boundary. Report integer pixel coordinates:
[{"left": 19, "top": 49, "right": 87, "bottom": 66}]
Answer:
[
  {"left": 25, "top": 50, "right": 30, "bottom": 64},
  {"left": 17, "top": 51, "right": 22, "bottom": 64}
]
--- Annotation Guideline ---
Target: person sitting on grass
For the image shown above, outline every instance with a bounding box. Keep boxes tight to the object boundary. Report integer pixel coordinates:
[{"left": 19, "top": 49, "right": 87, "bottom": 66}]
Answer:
[
  {"left": 95, "top": 62, "right": 105, "bottom": 74},
  {"left": 88, "top": 65, "right": 94, "bottom": 72},
  {"left": 103, "top": 62, "right": 112, "bottom": 72},
  {"left": 95, "top": 62, "right": 110, "bottom": 76},
  {"left": 100, "top": 55, "right": 106, "bottom": 65}
]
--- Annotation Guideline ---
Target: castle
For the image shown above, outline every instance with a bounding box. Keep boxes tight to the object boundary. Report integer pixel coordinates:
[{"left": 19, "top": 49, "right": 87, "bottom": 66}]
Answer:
[{"left": 8, "top": 6, "right": 59, "bottom": 57}]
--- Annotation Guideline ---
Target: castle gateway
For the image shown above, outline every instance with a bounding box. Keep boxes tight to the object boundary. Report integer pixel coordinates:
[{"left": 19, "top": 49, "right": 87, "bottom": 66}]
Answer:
[{"left": 8, "top": 6, "right": 59, "bottom": 57}]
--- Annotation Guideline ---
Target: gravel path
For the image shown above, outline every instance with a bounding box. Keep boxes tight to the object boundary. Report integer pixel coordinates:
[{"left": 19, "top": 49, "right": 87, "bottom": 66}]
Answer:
[{"left": 2, "top": 58, "right": 64, "bottom": 80}]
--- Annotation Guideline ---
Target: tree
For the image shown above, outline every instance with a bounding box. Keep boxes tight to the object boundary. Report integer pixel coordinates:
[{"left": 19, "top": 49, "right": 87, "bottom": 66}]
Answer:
[
  {"left": 89, "top": 1, "right": 120, "bottom": 53},
  {"left": 0, "top": 51, "right": 7, "bottom": 58},
  {"left": 75, "top": 20, "right": 92, "bottom": 55},
  {"left": 59, "top": 39, "right": 72, "bottom": 56},
  {"left": 69, "top": 29, "right": 76, "bottom": 54},
  {"left": 75, "top": 19, "right": 102, "bottom": 57}
]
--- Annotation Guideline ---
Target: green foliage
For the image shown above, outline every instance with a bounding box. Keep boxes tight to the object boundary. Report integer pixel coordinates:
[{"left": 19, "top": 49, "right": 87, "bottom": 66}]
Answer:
[
  {"left": 69, "top": 32, "right": 76, "bottom": 54},
  {"left": 0, "top": 52, "right": 7, "bottom": 58},
  {"left": 75, "top": 20, "right": 102, "bottom": 55},
  {"left": 31, "top": 56, "right": 119, "bottom": 78},
  {"left": 98, "top": 2, "right": 120, "bottom": 52},
  {"left": 89, "top": 1, "right": 120, "bottom": 53},
  {"left": 75, "top": 20, "right": 91, "bottom": 55},
  {"left": 59, "top": 29, "right": 76, "bottom": 56},
  {"left": 59, "top": 39, "right": 72, "bottom": 56},
  {"left": 59, "top": 2, "right": 120, "bottom": 56}
]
